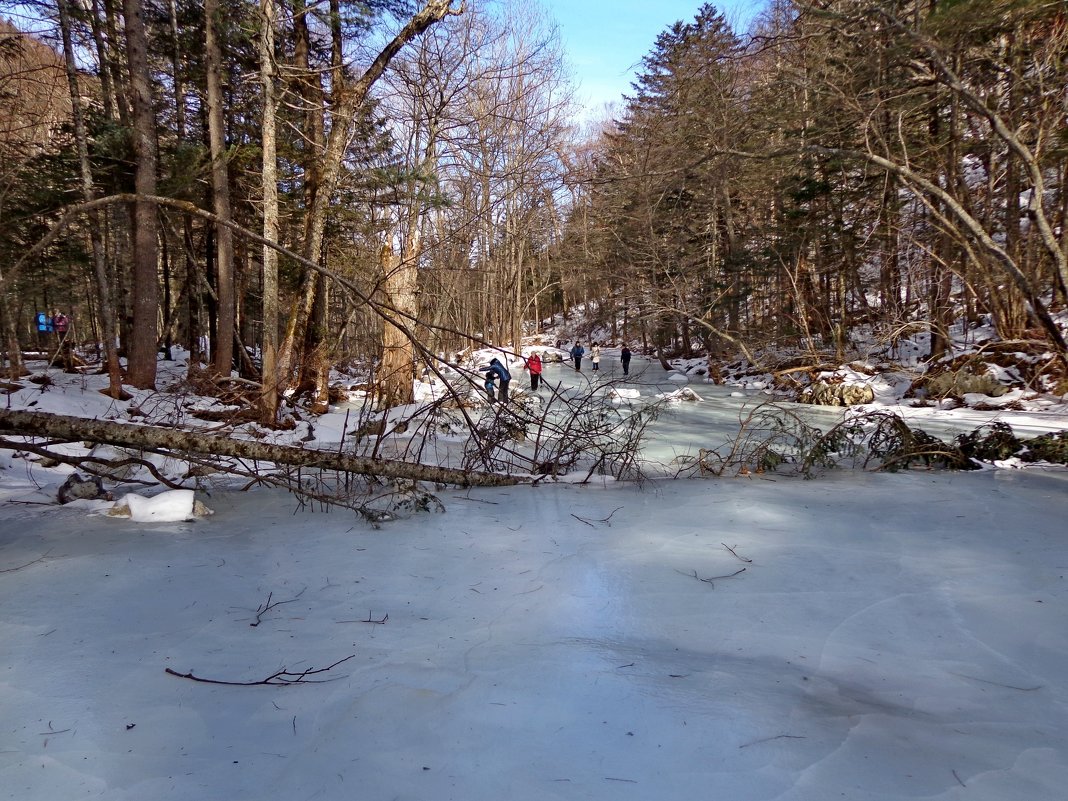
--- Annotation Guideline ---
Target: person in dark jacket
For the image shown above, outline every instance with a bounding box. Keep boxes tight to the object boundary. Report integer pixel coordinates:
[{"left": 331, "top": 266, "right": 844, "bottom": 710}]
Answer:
[
  {"left": 621, "top": 345, "right": 632, "bottom": 376},
  {"left": 570, "top": 342, "right": 585, "bottom": 371},
  {"left": 485, "top": 357, "right": 512, "bottom": 403}
]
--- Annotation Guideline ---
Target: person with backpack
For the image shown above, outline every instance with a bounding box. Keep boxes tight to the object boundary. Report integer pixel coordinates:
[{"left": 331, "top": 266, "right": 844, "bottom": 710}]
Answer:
[
  {"left": 526, "top": 352, "right": 543, "bottom": 391},
  {"left": 35, "top": 311, "right": 53, "bottom": 348},
  {"left": 570, "top": 342, "right": 585, "bottom": 371}
]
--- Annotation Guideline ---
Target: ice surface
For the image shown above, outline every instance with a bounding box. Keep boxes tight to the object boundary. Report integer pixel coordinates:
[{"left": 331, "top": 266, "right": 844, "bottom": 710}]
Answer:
[{"left": 3, "top": 468, "right": 1068, "bottom": 800}]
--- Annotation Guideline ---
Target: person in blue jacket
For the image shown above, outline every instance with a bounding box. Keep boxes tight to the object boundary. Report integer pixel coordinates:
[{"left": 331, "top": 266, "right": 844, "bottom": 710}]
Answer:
[
  {"left": 35, "top": 311, "right": 53, "bottom": 348},
  {"left": 484, "top": 357, "right": 512, "bottom": 403},
  {"left": 570, "top": 342, "right": 585, "bottom": 371}
]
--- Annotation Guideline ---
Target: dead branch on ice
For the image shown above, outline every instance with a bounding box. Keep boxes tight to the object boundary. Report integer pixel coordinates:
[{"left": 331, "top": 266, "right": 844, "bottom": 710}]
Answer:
[
  {"left": 165, "top": 654, "right": 355, "bottom": 686},
  {"left": 721, "top": 543, "right": 753, "bottom": 563},
  {"left": 249, "top": 587, "right": 307, "bottom": 627},
  {"left": 676, "top": 567, "right": 747, "bottom": 587}
]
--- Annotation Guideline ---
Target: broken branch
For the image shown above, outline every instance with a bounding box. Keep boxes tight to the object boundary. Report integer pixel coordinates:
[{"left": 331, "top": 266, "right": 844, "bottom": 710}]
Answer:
[
  {"left": 250, "top": 587, "right": 307, "bottom": 627},
  {"left": 164, "top": 654, "right": 355, "bottom": 686}
]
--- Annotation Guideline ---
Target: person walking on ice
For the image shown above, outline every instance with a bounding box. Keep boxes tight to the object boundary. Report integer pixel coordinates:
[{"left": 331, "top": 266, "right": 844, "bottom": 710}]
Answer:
[
  {"left": 570, "top": 342, "right": 585, "bottom": 371},
  {"left": 621, "top": 344, "right": 632, "bottom": 376},
  {"left": 526, "top": 352, "right": 543, "bottom": 391},
  {"left": 590, "top": 343, "right": 601, "bottom": 371}
]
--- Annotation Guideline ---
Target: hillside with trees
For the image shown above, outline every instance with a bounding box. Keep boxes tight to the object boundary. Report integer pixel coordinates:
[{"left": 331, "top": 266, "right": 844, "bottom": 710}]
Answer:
[{"left": 563, "top": 0, "right": 1067, "bottom": 396}]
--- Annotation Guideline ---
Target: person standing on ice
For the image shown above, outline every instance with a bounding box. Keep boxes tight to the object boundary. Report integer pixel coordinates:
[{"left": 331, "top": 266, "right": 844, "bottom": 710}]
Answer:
[
  {"left": 590, "top": 343, "right": 601, "bottom": 371},
  {"left": 485, "top": 357, "right": 511, "bottom": 403},
  {"left": 621, "top": 344, "right": 632, "bottom": 376},
  {"left": 570, "top": 342, "right": 585, "bottom": 371},
  {"left": 526, "top": 352, "right": 543, "bottom": 391}
]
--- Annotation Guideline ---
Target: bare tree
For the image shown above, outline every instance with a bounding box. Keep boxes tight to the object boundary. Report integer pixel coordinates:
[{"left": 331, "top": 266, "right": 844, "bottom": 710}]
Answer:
[
  {"left": 204, "top": 0, "right": 235, "bottom": 377},
  {"left": 269, "top": 0, "right": 465, "bottom": 414},
  {"left": 121, "top": 0, "right": 160, "bottom": 388}
]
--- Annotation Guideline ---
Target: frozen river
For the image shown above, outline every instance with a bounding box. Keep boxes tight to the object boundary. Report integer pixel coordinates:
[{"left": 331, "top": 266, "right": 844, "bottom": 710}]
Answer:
[
  {"left": 494, "top": 351, "right": 1068, "bottom": 476},
  {"left": 3, "top": 354, "right": 1068, "bottom": 800}
]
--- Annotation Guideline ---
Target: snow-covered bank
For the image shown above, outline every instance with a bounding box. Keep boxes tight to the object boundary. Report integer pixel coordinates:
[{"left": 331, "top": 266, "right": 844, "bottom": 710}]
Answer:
[{"left": 3, "top": 471, "right": 1068, "bottom": 800}]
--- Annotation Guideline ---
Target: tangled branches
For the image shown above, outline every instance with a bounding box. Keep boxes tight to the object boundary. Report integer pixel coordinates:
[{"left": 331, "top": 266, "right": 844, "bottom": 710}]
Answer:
[{"left": 682, "top": 402, "right": 1068, "bottom": 477}]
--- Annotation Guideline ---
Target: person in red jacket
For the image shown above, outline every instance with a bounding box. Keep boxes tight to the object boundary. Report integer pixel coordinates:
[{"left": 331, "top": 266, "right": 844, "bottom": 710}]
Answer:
[{"left": 527, "top": 352, "right": 543, "bottom": 391}]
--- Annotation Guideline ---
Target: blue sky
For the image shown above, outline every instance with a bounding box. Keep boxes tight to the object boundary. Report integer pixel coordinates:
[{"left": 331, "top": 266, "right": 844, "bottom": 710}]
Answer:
[{"left": 538, "top": 0, "right": 767, "bottom": 114}]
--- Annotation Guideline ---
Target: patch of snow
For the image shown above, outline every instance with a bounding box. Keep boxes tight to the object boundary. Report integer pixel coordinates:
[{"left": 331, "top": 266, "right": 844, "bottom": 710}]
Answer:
[{"left": 107, "top": 489, "right": 212, "bottom": 522}]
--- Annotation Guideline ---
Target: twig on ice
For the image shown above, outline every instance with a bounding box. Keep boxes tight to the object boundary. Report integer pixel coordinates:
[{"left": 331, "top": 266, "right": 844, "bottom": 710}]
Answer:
[
  {"left": 721, "top": 543, "right": 752, "bottom": 563},
  {"left": 571, "top": 506, "right": 624, "bottom": 528},
  {"left": 165, "top": 654, "right": 356, "bottom": 686},
  {"left": 0, "top": 549, "right": 52, "bottom": 573},
  {"left": 739, "top": 733, "right": 805, "bottom": 748},
  {"left": 950, "top": 672, "right": 1042, "bottom": 692},
  {"left": 676, "top": 567, "right": 746, "bottom": 587},
  {"left": 37, "top": 721, "right": 71, "bottom": 735},
  {"left": 952, "top": 770, "right": 966, "bottom": 787},
  {"left": 336, "top": 612, "right": 388, "bottom": 624},
  {"left": 250, "top": 587, "right": 307, "bottom": 627}
]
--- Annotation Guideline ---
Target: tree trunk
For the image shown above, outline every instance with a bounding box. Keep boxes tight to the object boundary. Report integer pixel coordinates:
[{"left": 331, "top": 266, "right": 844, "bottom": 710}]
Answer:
[
  {"left": 376, "top": 244, "right": 417, "bottom": 409},
  {"left": 258, "top": 0, "right": 281, "bottom": 424},
  {"left": 59, "top": 0, "right": 125, "bottom": 398},
  {"left": 205, "top": 0, "right": 235, "bottom": 377},
  {"left": 0, "top": 409, "right": 519, "bottom": 487},
  {"left": 122, "top": 0, "right": 160, "bottom": 388}
]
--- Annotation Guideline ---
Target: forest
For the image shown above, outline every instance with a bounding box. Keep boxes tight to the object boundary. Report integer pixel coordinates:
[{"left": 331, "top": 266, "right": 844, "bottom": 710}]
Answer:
[
  {"left": 1, "top": 0, "right": 1067, "bottom": 424},
  {"left": 5, "top": 5, "right": 1068, "bottom": 795}
]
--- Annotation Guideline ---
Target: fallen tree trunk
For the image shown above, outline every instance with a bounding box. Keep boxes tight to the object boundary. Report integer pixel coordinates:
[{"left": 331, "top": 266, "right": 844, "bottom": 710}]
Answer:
[{"left": 0, "top": 409, "right": 520, "bottom": 487}]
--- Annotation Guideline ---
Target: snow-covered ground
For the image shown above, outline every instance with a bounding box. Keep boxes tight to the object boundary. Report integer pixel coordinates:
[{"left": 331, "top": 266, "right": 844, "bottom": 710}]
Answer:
[{"left": 3, "top": 351, "right": 1068, "bottom": 800}]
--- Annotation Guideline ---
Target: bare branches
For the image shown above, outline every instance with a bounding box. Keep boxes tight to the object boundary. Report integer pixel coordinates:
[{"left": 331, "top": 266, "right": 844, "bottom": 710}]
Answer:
[
  {"left": 676, "top": 567, "right": 747, "bottom": 587},
  {"left": 722, "top": 543, "right": 752, "bottom": 563},
  {"left": 165, "top": 655, "right": 356, "bottom": 686},
  {"left": 570, "top": 506, "right": 624, "bottom": 528},
  {"left": 0, "top": 436, "right": 184, "bottom": 490},
  {"left": 249, "top": 587, "right": 307, "bottom": 627},
  {"left": 336, "top": 612, "right": 388, "bottom": 624}
]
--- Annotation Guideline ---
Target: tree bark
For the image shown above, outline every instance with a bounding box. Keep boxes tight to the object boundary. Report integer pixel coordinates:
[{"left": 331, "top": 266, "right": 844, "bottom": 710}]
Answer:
[
  {"left": 59, "top": 0, "right": 125, "bottom": 398},
  {"left": 205, "top": 0, "right": 235, "bottom": 377},
  {"left": 122, "top": 0, "right": 160, "bottom": 388},
  {"left": 0, "top": 409, "right": 520, "bottom": 487},
  {"left": 258, "top": 0, "right": 281, "bottom": 424},
  {"left": 376, "top": 244, "right": 417, "bottom": 408}
]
